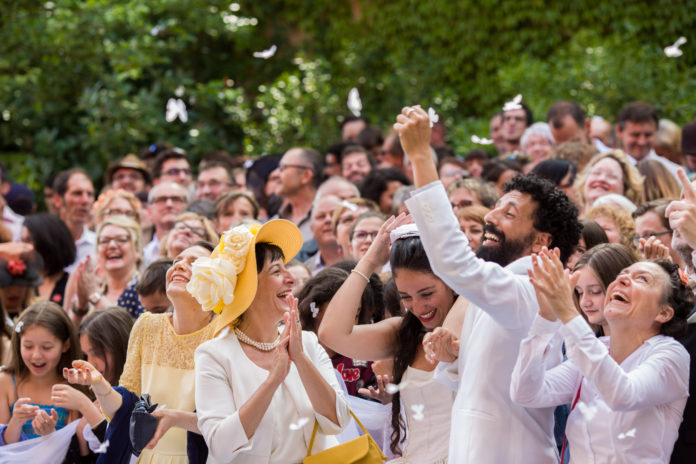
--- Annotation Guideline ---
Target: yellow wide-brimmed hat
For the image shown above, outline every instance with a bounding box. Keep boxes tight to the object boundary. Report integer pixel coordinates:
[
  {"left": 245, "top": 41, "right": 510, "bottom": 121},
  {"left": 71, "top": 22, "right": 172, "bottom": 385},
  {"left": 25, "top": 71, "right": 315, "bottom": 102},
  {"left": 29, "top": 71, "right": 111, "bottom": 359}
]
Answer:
[{"left": 186, "top": 219, "right": 303, "bottom": 336}]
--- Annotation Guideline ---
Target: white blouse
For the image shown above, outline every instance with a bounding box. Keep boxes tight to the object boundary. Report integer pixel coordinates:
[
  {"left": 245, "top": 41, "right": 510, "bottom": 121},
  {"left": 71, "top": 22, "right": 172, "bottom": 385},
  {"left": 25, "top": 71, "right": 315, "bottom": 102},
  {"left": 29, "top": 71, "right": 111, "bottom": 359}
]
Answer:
[
  {"left": 511, "top": 315, "right": 690, "bottom": 464},
  {"left": 195, "top": 330, "right": 351, "bottom": 464}
]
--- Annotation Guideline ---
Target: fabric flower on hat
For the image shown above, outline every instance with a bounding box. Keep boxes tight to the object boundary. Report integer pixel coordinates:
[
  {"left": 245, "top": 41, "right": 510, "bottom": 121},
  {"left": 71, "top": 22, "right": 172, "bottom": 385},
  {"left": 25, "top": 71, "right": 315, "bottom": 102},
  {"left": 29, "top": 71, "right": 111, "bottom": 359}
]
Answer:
[
  {"left": 187, "top": 224, "right": 260, "bottom": 314},
  {"left": 7, "top": 259, "right": 26, "bottom": 276}
]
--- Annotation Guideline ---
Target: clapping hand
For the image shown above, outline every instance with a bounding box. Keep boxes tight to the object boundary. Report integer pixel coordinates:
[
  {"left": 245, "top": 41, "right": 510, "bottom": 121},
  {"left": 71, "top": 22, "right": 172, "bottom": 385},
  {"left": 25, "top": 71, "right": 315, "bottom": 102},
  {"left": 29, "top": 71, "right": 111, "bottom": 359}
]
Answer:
[{"left": 528, "top": 247, "right": 580, "bottom": 324}]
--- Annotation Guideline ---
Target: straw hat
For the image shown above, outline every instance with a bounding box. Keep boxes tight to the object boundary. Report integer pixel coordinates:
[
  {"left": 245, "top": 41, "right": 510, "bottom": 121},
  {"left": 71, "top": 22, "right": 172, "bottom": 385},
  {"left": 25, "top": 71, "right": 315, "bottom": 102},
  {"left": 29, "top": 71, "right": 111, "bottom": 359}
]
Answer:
[
  {"left": 186, "top": 219, "right": 302, "bottom": 336},
  {"left": 105, "top": 154, "right": 152, "bottom": 185}
]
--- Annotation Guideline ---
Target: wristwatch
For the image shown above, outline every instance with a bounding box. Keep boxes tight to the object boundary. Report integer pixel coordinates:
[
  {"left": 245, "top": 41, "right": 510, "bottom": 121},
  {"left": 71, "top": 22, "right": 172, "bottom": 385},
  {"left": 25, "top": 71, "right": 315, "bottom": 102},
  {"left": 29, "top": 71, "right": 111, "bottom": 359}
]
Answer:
[{"left": 89, "top": 291, "right": 103, "bottom": 306}]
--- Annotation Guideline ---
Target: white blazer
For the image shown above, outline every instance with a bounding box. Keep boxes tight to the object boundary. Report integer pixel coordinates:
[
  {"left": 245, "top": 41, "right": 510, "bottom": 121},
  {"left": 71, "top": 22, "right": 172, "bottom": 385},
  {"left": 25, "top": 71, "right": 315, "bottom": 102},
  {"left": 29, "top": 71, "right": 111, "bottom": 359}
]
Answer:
[
  {"left": 195, "top": 330, "right": 350, "bottom": 464},
  {"left": 405, "top": 181, "right": 560, "bottom": 463}
]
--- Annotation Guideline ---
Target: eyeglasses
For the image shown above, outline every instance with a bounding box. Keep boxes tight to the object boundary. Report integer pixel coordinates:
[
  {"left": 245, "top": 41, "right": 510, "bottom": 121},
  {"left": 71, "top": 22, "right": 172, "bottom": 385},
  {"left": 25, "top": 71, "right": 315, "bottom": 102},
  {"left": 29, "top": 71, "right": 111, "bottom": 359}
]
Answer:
[
  {"left": 353, "top": 231, "right": 379, "bottom": 242},
  {"left": 103, "top": 208, "right": 137, "bottom": 218},
  {"left": 162, "top": 167, "right": 192, "bottom": 177},
  {"left": 113, "top": 172, "right": 144, "bottom": 182},
  {"left": 632, "top": 230, "right": 671, "bottom": 247},
  {"left": 173, "top": 221, "right": 206, "bottom": 238},
  {"left": 98, "top": 235, "right": 131, "bottom": 246},
  {"left": 197, "top": 179, "right": 232, "bottom": 189},
  {"left": 279, "top": 163, "right": 311, "bottom": 172},
  {"left": 151, "top": 195, "right": 187, "bottom": 205},
  {"left": 451, "top": 200, "right": 473, "bottom": 210}
]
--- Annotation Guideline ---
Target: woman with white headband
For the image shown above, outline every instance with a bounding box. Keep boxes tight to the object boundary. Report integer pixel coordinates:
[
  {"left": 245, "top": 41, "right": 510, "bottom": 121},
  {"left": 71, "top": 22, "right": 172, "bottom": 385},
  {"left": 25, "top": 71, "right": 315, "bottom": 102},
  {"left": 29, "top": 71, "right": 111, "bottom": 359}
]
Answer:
[{"left": 319, "top": 215, "right": 459, "bottom": 463}]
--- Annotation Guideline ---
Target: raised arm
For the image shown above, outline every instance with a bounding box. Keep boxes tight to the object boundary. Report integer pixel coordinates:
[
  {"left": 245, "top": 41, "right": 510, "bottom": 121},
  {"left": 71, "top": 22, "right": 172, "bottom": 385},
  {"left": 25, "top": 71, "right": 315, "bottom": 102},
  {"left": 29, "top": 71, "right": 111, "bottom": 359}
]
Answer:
[{"left": 318, "top": 215, "right": 408, "bottom": 361}]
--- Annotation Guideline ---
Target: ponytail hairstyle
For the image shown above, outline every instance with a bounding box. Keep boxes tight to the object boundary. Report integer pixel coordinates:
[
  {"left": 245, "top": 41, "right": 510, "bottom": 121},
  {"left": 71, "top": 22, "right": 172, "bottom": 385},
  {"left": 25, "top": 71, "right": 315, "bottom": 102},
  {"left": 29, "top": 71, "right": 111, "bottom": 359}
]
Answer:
[{"left": 388, "top": 233, "right": 455, "bottom": 456}]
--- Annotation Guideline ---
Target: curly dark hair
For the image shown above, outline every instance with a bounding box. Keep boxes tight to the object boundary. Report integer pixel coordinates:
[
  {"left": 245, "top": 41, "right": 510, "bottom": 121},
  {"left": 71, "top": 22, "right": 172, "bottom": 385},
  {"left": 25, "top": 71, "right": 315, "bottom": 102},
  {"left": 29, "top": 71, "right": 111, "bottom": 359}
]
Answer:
[
  {"left": 504, "top": 173, "right": 581, "bottom": 265},
  {"left": 649, "top": 259, "right": 694, "bottom": 340}
]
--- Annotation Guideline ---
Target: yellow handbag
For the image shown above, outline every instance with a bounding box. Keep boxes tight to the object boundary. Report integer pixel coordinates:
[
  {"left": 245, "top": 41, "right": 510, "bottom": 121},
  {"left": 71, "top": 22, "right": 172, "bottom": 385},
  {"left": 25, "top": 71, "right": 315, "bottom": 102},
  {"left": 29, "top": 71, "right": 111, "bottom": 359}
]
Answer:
[{"left": 303, "top": 410, "right": 388, "bottom": 464}]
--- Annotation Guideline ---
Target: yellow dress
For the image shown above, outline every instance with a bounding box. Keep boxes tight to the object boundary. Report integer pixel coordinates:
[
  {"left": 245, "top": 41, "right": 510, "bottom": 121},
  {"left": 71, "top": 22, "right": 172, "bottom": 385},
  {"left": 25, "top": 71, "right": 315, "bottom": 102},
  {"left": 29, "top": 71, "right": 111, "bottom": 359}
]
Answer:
[{"left": 119, "top": 312, "right": 216, "bottom": 464}]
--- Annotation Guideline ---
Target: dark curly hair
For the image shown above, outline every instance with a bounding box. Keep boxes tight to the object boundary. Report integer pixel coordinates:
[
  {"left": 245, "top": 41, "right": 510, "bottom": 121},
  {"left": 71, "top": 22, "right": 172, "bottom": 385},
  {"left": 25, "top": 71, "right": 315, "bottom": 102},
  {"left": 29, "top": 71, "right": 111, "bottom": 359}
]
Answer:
[
  {"left": 504, "top": 173, "right": 581, "bottom": 265},
  {"left": 649, "top": 259, "right": 694, "bottom": 340}
]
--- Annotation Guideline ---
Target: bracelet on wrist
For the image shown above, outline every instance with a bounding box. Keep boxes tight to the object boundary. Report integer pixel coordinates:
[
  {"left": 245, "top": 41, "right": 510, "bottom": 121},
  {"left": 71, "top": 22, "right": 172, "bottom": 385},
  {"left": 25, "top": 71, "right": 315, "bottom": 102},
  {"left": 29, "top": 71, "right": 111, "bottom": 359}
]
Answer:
[{"left": 350, "top": 268, "right": 370, "bottom": 283}]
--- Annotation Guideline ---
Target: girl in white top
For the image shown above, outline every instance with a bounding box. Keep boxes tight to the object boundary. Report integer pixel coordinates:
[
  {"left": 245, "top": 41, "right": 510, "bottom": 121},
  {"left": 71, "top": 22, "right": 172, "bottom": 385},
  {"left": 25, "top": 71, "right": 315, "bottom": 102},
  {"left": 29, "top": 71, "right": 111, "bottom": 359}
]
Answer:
[
  {"left": 511, "top": 248, "right": 692, "bottom": 463},
  {"left": 319, "top": 217, "right": 458, "bottom": 463}
]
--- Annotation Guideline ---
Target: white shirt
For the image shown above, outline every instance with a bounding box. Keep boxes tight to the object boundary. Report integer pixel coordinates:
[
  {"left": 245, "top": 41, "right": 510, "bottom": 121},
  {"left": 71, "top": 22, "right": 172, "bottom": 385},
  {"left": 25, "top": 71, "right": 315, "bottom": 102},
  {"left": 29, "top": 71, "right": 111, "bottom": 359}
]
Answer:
[
  {"left": 142, "top": 236, "right": 160, "bottom": 266},
  {"left": 195, "top": 330, "right": 350, "bottom": 464},
  {"left": 512, "top": 315, "right": 689, "bottom": 463},
  {"left": 405, "top": 181, "right": 560, "bottom": 463},
  {"left": 66, "top": 226, "right": 95, "bottom": 273},
  {"left": 627, "top": 149, "right": 683, "bottom": 180}
]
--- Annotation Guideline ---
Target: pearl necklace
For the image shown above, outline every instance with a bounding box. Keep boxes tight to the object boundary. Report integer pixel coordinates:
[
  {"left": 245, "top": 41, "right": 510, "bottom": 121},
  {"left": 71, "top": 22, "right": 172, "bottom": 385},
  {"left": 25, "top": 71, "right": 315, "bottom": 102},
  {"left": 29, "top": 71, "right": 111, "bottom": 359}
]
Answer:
[{"left": 234, "top": 327, "right": 280, "bottom": 351}]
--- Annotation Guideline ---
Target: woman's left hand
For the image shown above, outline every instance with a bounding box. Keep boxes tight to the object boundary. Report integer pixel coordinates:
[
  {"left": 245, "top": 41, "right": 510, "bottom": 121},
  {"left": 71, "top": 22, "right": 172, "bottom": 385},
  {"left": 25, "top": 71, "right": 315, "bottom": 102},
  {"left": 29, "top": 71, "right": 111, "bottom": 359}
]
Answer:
[
  {"left": 529, "top": 247, "right": 580, "bottom": 324},
  {"left": 145, "top": 407, "right": 173, "bottom": 450},
  {"left": 32, "top": 408, "right": 58, "bottom": 436},
  {"left": 285, "top": 297, "right": 304, "bottom": 362}
]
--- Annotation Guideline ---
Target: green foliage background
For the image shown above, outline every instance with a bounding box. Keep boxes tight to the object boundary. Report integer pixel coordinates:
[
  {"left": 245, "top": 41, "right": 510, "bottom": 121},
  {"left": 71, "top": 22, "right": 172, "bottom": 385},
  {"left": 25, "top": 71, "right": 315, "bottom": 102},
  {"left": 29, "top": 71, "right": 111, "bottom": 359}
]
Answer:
[{"left": 1, "top": 0, "right": 695, "bottom": 195}]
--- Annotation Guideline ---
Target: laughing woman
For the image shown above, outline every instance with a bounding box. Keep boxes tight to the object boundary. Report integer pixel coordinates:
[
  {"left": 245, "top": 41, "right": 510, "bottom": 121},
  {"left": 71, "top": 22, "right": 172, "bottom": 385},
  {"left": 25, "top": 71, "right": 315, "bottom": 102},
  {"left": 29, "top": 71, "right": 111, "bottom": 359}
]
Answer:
[
  {"left": 193, "top": 220, "right": 350, "bottom": 464},
  {"left": 319, "top": 216, "right": 457, "bottom": 463},
  {"left": 511, "top": 248, "right": 692, "bottom": 463}
]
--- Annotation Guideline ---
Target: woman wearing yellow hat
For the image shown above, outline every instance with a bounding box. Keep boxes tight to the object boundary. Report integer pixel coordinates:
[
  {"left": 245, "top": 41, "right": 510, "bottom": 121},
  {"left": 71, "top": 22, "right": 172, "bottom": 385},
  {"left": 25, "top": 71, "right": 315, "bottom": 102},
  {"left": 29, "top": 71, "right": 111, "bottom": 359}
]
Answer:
[{"left": 192, "top": 219, "right": 350, "bottom": 463}]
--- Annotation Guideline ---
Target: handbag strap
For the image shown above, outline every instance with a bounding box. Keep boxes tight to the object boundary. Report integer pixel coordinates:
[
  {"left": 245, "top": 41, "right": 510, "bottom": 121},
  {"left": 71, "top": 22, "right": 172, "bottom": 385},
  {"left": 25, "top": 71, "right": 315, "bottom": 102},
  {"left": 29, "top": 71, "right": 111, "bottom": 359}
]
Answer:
[
  {"left": 306, "top": 410, "right": 368, "bottom": 456},
  {"left": 560, "top": 380, "right": 583, "bottom": 464}
]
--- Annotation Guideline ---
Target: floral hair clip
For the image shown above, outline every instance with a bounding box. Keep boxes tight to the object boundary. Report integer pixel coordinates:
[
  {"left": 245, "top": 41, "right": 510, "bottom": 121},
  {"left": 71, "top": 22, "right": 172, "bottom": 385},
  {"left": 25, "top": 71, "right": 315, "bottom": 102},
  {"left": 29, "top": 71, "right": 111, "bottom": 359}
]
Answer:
[
  {"left": 14, "top": 321, "right": 24, "bottom": 334},
  {"left": 678, "top": 268, "right": 689, "bottom": 287},
  {"left": 6, "top": 259, "right": 26, "bottom": 276}
]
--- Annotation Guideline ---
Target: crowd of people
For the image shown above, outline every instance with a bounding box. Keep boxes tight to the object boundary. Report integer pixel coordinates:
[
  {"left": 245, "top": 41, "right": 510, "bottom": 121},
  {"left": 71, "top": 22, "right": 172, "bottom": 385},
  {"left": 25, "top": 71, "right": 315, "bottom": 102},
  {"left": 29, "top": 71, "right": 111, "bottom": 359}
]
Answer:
[{"left": 0, "top": 96, "right": 695, "bottom": 463}]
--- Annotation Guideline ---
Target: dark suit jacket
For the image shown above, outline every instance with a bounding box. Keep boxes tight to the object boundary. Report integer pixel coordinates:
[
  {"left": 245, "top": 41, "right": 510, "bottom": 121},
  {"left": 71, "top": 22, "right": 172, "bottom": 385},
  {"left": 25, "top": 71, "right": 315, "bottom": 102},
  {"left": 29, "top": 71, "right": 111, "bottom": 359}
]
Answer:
[{"left": 671, "top": 319, "right": 696, "bottom": 463}]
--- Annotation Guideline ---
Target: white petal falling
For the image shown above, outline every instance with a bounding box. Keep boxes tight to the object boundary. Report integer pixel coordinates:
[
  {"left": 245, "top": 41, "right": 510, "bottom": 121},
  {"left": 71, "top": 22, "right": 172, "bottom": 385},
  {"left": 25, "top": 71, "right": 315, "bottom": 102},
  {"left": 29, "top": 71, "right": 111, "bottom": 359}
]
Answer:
[
  {"left": 14, "top": 321, "right": 23, "bottom": 333},
  {"left": 471, "top": 135, "right": 494, "bottom": 145},
  {"left": 289, "top": 417, "right": 310, "bottom": 430},
  {"left": 618, "top": 428, "right": 636, "bottom": 440},
  {"left": 95, "top": 440, "right": 110, "bottom": 454},
  {"left": 165, "top": 98, "right": 188, "bottom": 123},
  {"left": 576, "top": 402, "right": 598, "bottom": 421},
  {"left": 310, "top": 301, "right": 319, "bottom": 318},
  {"left": 347, "top": 87, "right": 362, "bottom": 117},
  {"left": 410, "top": 404, "right": 424, "bottom": 421},
  {"left": 664, "top": 37, "right": 687, "bottom": 58},
  {"left": 502, "top": 94, "right": 523, "bottom": 112},
  {"left": 253, "top": 44, "right": 277, "bottom": 59},
  {"left": 428, "top": 107, "right": 439, "bottom": 128},
  {"left": 174, "top": 85, "right": 185, "bottom": 97},
  {"left": 385, "top": 380, "right": 409, "bottom": 394}
]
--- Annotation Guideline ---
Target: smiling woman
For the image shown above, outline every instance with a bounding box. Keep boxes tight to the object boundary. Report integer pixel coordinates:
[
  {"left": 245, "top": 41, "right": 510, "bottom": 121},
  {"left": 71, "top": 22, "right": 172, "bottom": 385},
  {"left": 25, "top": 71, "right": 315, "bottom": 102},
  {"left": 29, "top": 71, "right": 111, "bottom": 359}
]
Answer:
[
  {"left": 319, "top": 219, "right": 457, "bottom": 462},
  {"left": 193, "top": 220, "right": 351, "bottom": 464},
  {"left": 512, "top": 250, "right": 693, "bottom": 463}
]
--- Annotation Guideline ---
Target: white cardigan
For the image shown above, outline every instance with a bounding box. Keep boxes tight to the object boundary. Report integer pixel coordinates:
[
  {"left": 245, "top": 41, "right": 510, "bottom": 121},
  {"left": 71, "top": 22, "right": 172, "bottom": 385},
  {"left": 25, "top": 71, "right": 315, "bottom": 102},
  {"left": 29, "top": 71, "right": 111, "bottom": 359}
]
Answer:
[
  {"left": 195, "top": 330, "right": 350, "bottom": 464},
  {"left": 405, "top": 181, "right": 560, "bottom": 463},
  {"left": 511, "top": 315, "right": 690, "bottom": 463}
]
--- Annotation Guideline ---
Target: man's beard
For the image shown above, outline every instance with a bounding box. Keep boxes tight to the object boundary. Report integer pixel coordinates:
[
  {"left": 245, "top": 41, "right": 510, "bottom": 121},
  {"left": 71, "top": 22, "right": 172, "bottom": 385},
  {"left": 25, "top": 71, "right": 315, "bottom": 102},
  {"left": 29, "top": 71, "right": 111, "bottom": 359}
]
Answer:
[{"left": 476, "top": 224, "right": 535, "bottom": 267}]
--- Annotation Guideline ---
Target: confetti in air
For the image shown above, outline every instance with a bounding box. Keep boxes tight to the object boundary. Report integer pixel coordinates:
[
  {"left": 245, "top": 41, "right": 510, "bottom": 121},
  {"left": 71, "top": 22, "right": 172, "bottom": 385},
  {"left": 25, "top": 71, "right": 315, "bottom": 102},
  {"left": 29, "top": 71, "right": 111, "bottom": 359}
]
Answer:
[
  {"left": 253, "top": 45, "right": 277, "bottom": 59},
  {"left": 428, "top": 107, "right": 439, "bottom": 128},
  {"left": 502, "top": 94, "right": 523, "bottom": 112},
  {"left": 95, "top": 440, "right": 110, "bottom": 454},
  {"left": 340, "top": 200, "right": 358, "bottom": 212},
  {"left": 664, "top": 37, "right": 687, "bottom": 57},
  {"left": 410, "top": 404, "right": 424, "bottom": 421},
  {"left": 310, "top": 302, "right": 319, "bottom": 319},
  {"left": 174, "top": 86, "right": 185, "bottom": 97},
  {"left": 385, "top": 380, "right": 409, "bottom": 394},
  {"left": 576, "top": 402, "right": 598, "bottom": 421},
  {"left": 14, "top": 321, "right": 23, "bottom": 334},
  {"left": 289, "top": 417, "right": 310, "bottom": 430},
  {"left": 347, "top": 88, "right": 362, "bottom": 117},
  {"left": 166, "top": 98, "right": 188, "bottom": 123},
  {"left": 471, "top": 135, "right": 493, "bottom": 145}
]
